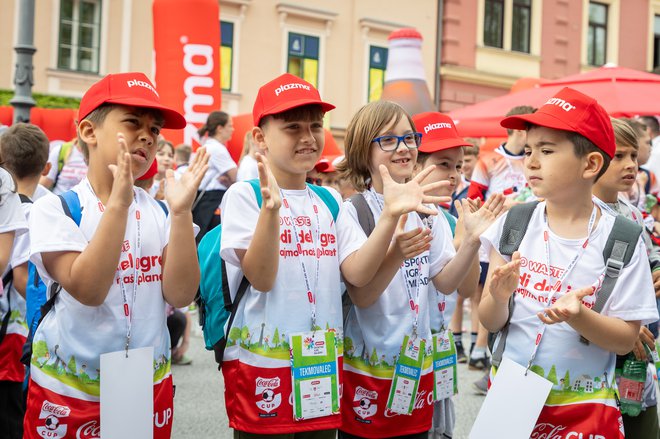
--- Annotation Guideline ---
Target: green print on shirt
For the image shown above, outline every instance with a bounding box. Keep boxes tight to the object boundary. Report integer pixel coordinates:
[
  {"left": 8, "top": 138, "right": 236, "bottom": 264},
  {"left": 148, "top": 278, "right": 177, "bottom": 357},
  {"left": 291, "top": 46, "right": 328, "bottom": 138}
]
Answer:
[
  {"left": 343, "top": 336, "right": 434, "bottom": 379},
  {"left": 31, "top": 340, "right": 171, "bottom": 397},
  {"left": 227, "top": 322, "right": 343, "bottom": 360}
]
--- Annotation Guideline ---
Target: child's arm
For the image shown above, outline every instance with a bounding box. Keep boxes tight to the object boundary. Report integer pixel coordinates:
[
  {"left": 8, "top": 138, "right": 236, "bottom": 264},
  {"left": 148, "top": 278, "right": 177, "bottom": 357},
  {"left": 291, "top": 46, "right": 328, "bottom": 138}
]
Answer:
[
  {"left": 453, "top": 212, "right": 480, "bottom": 299},
  {"left": 346, "top": 215, "right": 432, "bottom": 308},
  {"left": 41, "top": 135, "right": 135, "bottom": 306},
  {"left": 538, "top": 287, "right": 640, "bottom": 355},
  {"left": 234, "top": 153, "right": 282, "bottom": 293},
  {"left": 0, "top": 231, "right": 15, "bottom": 276},
  {"left": 11, "top": 263, "right": 27, "bottom": 298},
  {"left": 432, "top": 195, "right": 505, "bottom": 293},
  {"left": 341, "top": 165, "right": 449, "bottom": 288},
  {"left": 161, "top": 149, "right": 209, "bottom": 308},
  {"left": 478, "top": 249, "right": 521, "bottom": 332}
]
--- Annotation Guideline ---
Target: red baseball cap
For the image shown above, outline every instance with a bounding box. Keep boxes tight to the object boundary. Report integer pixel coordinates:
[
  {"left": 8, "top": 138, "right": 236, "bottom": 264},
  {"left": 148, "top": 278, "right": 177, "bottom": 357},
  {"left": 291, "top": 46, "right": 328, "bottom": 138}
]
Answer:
[
  {"left": 78, "top": 73, "right": 186, "bottom": 129},
  {"left": 500, "top": 87, "right": 615, "bottom": 158},
  {"left": 315, "top": 157, "right": 336, "bottom": 173},
  {"left": 252, "top": 73, "right": 335, "bottom": 126},
  {"left": 413, "top": 112, "right": 472, "bottom": 153}
]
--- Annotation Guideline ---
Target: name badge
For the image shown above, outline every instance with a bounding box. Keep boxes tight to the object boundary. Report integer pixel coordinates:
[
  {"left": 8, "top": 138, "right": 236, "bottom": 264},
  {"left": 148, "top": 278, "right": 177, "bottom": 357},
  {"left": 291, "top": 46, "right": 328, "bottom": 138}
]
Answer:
[
  {"left": 100, "top": 347, "right": 154, "bottom": 439},
  {"left": 470, "top": 357, "right": 552, "bottom": 439},
  {"left": 432, "top": 330, "right": 458, "bottom": 401},
  {"left": 387, "top": 334, "right": 425, "bottom": 415},
  {"left": 289, "top": 330, "right": 340, "bottom": 421}
]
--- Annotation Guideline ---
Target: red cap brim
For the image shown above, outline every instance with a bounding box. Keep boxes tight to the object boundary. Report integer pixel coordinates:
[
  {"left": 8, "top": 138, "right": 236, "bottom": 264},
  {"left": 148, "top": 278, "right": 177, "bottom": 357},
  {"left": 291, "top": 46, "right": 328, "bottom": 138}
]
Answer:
[
  {"left": 419, "top": 137, "right": 473, "bottom": 153},
  {"left": 255, "top": 99, "right": 335, "bottom": 125},
  {"left": 500, "top": 111, "right": 576, "bottom": 134}
]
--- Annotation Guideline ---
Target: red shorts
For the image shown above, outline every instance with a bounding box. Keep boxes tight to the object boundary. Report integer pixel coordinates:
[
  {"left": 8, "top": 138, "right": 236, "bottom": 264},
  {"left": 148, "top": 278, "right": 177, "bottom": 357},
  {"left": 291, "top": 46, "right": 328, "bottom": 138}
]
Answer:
[
  {"left": 532, "top": 402, "right": 624, "bottom": 439},
  {"left": 23, "top": 375, "right": 174, "bottom": 439}
]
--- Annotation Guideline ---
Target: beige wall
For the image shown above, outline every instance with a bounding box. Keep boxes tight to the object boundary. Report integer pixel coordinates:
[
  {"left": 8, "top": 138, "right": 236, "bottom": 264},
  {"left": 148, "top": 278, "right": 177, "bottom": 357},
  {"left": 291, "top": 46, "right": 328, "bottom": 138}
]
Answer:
[{"left": 0, "top": 0, "right": 439, "bottom": 138}]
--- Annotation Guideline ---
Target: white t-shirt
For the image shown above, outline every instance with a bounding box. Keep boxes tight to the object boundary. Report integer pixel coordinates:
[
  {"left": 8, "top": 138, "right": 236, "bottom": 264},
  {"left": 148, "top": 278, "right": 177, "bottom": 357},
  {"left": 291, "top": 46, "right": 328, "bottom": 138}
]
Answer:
[
  {"left": 481, "top": 203, "right": 658, "bottom": 409},
  {"left": 642, "top": 135, "right": 660, "bottom": 178},
  {"left": 199, "top": 137, "right": 237, "bottom": 191},
  {"left": 237, "top": 155, "right": 259, "bottom": 182},
  {"left": 339, "top": 190, "right": 455, "bottom": 367},
  {"left": 28, "top": 180, "right": 172, "bottom": 401},
  {"left": 428, "top": 207, "right": 458, "bottom": 334},
  {"left": 46, "top": 143, "right": 88, "bottom": 195}
]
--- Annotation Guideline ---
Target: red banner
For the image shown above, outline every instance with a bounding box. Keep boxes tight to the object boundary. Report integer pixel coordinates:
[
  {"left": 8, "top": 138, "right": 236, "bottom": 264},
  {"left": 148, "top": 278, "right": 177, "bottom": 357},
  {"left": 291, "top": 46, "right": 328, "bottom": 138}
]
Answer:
[{"left": 153, "top": 0, "right": 221, "bottom": 147}]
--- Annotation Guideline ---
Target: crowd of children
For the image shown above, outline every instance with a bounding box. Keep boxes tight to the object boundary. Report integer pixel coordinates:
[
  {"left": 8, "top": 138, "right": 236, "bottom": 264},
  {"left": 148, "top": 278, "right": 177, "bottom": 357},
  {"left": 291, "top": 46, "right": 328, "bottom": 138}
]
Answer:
[{"left": 1, "top": 70, "right": 659, "bottom": 439}]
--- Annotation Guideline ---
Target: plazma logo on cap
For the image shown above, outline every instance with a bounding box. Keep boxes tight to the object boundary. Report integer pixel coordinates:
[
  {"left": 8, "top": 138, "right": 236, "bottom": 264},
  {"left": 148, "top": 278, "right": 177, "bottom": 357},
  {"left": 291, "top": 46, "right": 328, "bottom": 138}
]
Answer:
[
  {"left": 126, "top": 79, "right": 160, "bottom": 97},
  {"left": 544, "top": 97, "right": 576, "bottom": 112},
  {"left": 424, "top": 122, "right": 453, "bottom": 134},
  {"left": 274, "top": 83, "right": 311, "bottom": 96}
]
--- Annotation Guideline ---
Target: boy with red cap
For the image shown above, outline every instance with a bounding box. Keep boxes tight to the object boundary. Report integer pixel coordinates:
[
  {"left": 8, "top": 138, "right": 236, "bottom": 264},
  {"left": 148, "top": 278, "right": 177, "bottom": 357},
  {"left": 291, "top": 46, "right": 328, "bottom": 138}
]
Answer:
[
  {"left": 479, "top": 87, "right": 658, "bottom": 437},
  {"left": 412, "top": 112, "right": 500, "bottom": 439},
  {"left": 220, "top": 74, "right": 447, "bottom": 438},
  {"left": 23, "top": 72, "right": 208, "bottom": 438}
]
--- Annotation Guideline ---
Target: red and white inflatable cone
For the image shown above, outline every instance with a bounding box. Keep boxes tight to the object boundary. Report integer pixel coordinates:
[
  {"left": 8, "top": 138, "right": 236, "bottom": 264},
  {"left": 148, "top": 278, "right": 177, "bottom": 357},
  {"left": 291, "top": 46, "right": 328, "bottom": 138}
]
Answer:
[{"left": 380, "top": 28, "right": 436, "bottom": 116}]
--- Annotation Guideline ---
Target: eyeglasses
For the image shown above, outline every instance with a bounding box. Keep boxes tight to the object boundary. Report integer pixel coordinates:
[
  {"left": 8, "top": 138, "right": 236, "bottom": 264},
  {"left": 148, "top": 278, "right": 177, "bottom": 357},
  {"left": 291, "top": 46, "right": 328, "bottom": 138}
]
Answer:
[{"left": 372, "top": 133, "right": 423, "bottom": 152}]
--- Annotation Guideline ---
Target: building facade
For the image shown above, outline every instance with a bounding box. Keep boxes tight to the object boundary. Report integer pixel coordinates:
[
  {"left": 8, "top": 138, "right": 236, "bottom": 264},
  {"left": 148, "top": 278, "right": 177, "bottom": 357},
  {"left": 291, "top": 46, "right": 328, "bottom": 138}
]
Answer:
[{"left": 1, "top": 0, "right": 659, "bottom": 142}]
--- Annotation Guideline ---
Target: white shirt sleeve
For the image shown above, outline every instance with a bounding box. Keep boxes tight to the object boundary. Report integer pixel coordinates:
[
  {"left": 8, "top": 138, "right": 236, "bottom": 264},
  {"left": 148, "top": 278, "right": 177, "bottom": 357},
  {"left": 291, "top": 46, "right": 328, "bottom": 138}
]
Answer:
[
  {"left": 428, "top": 212, "right": 457, "bottom": 279},
  {"left": 45, "top": 144, "right": 62, "bottom": 181},
  {"left": 0, "top": 169, "right": 28, "bottom": 237},
  {"left": 29, "top": 193, "right": 87, "bottom": 280},
  {"left": 211, "top": 143, "right": 237, "bottom": 177},
  {"left": 220, "top": 182, "right": 260, "bottom": 267},
  {"left": 336, "top": 200, "right": 368, "bottom": 265},
  {"left": 9, "top": 204, "right": 31, "bottom": 268}
]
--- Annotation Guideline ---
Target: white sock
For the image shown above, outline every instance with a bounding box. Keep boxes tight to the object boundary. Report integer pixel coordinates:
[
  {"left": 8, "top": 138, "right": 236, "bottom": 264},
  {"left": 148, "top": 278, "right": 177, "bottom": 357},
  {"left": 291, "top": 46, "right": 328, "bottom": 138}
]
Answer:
[{"left": 471, "top": 347, "right": 487, "bottom": 359}]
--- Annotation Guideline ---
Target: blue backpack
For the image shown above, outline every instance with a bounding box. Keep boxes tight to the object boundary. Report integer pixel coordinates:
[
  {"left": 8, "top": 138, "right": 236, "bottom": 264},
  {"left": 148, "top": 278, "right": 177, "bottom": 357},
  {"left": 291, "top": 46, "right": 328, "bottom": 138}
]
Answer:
[{"left": 196, "top": 179, "right": 339, "bottom": 367}]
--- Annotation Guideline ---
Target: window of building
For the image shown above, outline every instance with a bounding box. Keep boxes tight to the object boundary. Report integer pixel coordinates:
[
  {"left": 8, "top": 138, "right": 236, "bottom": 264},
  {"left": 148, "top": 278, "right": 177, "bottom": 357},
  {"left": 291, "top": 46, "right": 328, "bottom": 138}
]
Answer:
[
  {"left": 287, "top": 32, "right": 320, "bottom": 87},
  {"left": 587, "top": 2, "right": 608, "bottom": 66},
  {"left": 220, "top": 20, "right": 234, "bottom": 91},
  {"left": 484, "top": 0, "right": 505, "bottom": 48},
  {"left": 511, "top": 0, "right": 531, "bottom": 53},
  {"left": 654, "top": 15, "right": 660, "bottom": 70},
  {"left": 57, "top": 0, "right": 101, "bottom": 73},
  {"left": 368, "top": 46, "right": 388, "bottom": 102}
]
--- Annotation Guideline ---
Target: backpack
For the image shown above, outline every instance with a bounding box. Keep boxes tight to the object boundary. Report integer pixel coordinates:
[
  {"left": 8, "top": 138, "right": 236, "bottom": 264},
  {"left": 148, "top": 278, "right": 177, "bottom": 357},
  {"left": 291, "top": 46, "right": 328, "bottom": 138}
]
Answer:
[
  {"left": 490, "top": 201, "right": 643, "bottom": 367},
  {"left": 14, "top": 194, "right": 50, "bottom": 339},
  {"left": 196, "top": 179, "right": 339, "bottom": 368},
  {"left": 20, "top": 189, "right": 168, "bottom": 367}
]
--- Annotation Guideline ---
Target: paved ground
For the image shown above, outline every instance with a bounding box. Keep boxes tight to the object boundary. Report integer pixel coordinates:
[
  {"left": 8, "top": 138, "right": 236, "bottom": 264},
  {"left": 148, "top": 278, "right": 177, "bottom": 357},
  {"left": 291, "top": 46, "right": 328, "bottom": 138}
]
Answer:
[{"left": 170, "top": 321, "right": 487, "bottom": 439}]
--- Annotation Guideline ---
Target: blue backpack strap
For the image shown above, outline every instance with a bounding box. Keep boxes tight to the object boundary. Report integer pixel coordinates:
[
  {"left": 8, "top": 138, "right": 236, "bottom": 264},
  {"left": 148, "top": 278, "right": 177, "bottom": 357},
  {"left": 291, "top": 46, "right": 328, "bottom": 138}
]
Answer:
[
  {"left": 246, "top": 179, "right": 263, "bottom": 208},
  {"left": 155, "top": 199, "right": 169, "bottom": 216},
  {"left": 441, "top": 209, "right": 457, "bottom": 236},
  {"left": 307, "top": 184, "right": 340, "bottom": 221},
  {"left": 58, "top": 190, "right": 82, "bottom": 226}
]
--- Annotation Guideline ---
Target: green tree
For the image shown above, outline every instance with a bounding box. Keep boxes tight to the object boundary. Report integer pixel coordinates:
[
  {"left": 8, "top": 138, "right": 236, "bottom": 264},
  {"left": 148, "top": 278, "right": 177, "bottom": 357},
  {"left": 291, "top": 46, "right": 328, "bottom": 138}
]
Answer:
[
  {"left": 228, "top": 327, "right": 241, "bottom": 342},
  {"left": 32, "top": 341, "right": 48, "bottom": 360},
  {"left": 272, "top": 328, "right": 280, "bottom": 347},
  {"left": 241, "top": 326, "right": 250, "bottom": 341},
  {"left": 67, "top": 356, "right": 77, "bottom": 374},
  {"left": 370, "top": 348, "right": 378, "bottom": 365},
  {"left": 547, "top": 365, "right": 558, "bottom": 385},
  {"left": 529, "top": 365, "right": 545, "bottom": 377},
  {"left": 562, "top": 370, "right": 571, "bottom": 391},
  {"left": 344, "top": 337, "right": 354, "bottom": 356}
]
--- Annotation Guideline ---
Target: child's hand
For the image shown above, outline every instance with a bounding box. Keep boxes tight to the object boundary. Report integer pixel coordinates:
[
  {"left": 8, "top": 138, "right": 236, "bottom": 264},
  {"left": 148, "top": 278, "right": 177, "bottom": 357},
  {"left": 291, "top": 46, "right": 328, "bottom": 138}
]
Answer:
[
  {"left": 455, "top": 193, "right": 505, "bottom": 245},
  {"left": 632, "top": 326, "right": 656, "bottom": 361},
  {"left": 256, "top": 152, "right": 281, "bottom": 211},
  {"left": 489, "top": 251, "right": 521, "bottom": 304},
  {"left": 107, "top": 133, "right": 135, "bottom": 209},
  {"left": 165, "top": 147, "right": 209, "bottom": 215},
  {"left": 537, "top": 286, "right": 593, "bottom": 324},
  {"left": 391, "top": 215, "right": 432, "bottom": 260},
  {"left": 381, "top": 165, "right": 451, "bottom": 218}
]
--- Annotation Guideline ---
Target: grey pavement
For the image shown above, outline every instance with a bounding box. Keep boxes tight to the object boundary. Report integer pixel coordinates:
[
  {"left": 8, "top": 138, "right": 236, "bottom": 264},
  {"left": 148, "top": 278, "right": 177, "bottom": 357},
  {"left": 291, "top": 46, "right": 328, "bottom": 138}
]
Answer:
[{"left": 170, "top": 321, "right": 487, "bottom": 439}]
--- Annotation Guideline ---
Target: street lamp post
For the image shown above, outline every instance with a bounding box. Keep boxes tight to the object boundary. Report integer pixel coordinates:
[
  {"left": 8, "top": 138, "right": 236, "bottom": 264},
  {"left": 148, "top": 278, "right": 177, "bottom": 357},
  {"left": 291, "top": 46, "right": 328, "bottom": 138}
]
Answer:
[{"left": 10, "top": 0, "right": 37, "bottom": 124}]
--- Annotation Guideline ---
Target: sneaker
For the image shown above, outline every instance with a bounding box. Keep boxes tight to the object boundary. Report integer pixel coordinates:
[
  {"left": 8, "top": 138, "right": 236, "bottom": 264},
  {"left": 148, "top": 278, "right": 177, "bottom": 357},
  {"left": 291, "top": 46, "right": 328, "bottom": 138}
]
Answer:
[
  {"left": 456, "top": 344, "right": 467, "bottom": 364},
  {"left": 472, "top": 372, "right": 489, "bottom": 395},
  {"left": 468, "top": 355, "right": 490, "bottom": 371},
  {"left": 173, "top": 354, "right": 193, "bottom": 366}
]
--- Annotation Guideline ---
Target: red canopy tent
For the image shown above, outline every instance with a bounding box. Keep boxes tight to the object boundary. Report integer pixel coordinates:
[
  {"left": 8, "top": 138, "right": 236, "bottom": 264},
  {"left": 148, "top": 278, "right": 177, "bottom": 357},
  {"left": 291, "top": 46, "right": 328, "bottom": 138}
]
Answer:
[{"left": 449, "top": 66, "right": 660, "bottom": 138}]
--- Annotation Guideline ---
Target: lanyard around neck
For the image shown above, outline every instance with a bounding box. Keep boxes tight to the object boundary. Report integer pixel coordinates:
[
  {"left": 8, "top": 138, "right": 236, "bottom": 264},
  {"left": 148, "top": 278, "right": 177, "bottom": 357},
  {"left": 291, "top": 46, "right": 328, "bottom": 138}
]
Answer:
[
  {"left": 526, "top": 203, "right": 597, "bottom": 372},
  {"left": 279, "top": 188, "right": 321, "bottom": 330}
]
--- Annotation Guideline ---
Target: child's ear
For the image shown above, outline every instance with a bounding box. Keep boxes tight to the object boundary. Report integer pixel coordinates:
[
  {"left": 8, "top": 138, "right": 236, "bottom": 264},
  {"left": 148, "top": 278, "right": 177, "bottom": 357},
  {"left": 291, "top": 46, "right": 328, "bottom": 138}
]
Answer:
[
  {"left": 583, "top": 151, "right": 605, "bottom": 181},
  {"left": 78, "top": 120, "right": 97, "bottom": 149},
  {"left": 41, "top": 162, "right": 52, "bottom": 177},
  {"left": 252, "top": 126, "right": 267, "bottom": 151}
]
